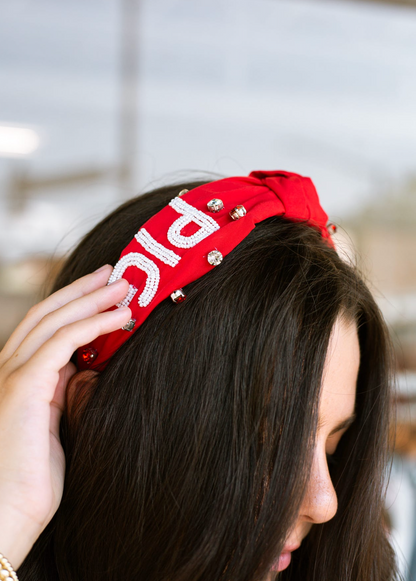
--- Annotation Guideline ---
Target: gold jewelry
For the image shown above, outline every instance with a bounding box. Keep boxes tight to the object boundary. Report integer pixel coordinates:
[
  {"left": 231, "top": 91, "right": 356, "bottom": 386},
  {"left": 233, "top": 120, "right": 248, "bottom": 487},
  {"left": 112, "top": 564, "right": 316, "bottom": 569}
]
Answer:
[{"left": 0, "top": 554, "right": 19, "bottom": 581}]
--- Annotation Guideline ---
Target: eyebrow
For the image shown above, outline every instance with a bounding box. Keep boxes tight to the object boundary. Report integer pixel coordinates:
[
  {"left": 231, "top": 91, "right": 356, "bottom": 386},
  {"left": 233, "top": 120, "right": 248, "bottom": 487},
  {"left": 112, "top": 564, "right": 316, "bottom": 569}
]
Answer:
[{"left": 319, "top": 414, "right": 357, "bottom": 437}]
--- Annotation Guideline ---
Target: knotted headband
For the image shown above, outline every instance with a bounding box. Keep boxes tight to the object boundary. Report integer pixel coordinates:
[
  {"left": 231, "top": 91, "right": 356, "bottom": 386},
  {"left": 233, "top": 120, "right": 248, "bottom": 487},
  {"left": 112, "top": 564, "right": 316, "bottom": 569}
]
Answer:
[{"left": 77, "top": 170, "right": 334, "bottom": 370}]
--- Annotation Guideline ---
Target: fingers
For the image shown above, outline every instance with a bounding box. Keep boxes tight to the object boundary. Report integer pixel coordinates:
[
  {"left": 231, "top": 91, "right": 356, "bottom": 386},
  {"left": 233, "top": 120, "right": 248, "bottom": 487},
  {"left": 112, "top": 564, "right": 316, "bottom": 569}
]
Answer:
[
  {"left": 4, "top": 278, "right": 130, "bottom": 374},
  {"left": 8, "top": 306, "right": 132, "bottom": 403},
  {"left": 0, "top": 265, "right": 113, "bottom": 365}
]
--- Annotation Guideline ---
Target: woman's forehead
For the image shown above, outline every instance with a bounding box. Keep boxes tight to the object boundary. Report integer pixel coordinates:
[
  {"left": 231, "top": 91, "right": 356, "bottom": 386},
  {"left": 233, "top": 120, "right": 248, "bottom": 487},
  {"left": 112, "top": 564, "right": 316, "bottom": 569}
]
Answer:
[{"left": 319, "top": 318, "right": 360, "bottom": 430}]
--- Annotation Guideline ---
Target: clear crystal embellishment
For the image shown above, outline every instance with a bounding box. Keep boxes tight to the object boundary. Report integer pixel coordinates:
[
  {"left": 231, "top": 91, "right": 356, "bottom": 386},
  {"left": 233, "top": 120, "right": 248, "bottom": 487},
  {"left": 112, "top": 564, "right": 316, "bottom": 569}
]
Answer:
[
  {"left": 229, "top": 205, "right": 247, "bottom": 220},
  {"left": 122, "top": 318, "right": 136, "bottom": 332},
  {"left": 207, "top": 250, "right": 223, "bottom": 266},
  {"left": 207, "top": 198, "right": 224, "bottom": 213}
]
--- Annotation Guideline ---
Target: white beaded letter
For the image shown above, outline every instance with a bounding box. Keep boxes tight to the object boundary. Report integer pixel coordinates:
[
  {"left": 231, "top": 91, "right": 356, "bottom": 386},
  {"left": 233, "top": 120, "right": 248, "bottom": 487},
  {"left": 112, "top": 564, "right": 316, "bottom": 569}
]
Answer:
[
  {"left": 108, "top": 252, "right": 160, "bottom": 307},
  {"left": 168, "top": 197, "right": 220, "bottom": 249},
  {"left": 135, "top": 228, "right": 181, "bottom": 267},
  {"left": 116, "top": 285, "right": 138, "bottom": 308}
]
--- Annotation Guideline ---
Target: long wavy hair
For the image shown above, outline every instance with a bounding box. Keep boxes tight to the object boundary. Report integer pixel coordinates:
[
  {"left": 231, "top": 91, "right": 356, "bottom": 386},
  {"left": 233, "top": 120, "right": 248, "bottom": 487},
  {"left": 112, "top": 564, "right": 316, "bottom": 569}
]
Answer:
[{"left": 19, "top": 179, "right": 398, "bottom": 581}]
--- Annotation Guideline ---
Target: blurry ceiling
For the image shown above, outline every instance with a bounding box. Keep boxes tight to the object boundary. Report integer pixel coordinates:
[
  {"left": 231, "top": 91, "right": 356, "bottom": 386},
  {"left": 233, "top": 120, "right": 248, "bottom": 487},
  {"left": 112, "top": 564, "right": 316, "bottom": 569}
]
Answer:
[{"left": 357, "top": 0, "right": 416, "bottom": 5}]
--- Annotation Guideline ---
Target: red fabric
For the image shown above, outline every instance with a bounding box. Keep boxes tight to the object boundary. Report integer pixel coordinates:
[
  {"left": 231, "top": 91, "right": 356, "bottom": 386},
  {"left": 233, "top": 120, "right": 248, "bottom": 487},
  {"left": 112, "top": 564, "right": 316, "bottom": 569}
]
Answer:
[{"left": 77, "top": 170, "right": 333, "bottom": 370}]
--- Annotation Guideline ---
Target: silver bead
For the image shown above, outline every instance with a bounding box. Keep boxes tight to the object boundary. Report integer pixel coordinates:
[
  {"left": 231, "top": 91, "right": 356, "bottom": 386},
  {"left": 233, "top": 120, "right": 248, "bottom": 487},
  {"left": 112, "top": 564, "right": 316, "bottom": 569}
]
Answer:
[
  {"left": 206, "top": 198, "right": 224, "bottom": 213},
  {"left": 171, "top": 288, "right": 186, "bottom": 303},
  {"left": 207, "top": 250, "right": 223, "bottom": 266},
  {"left": 122, "top": 318, "right": 136, "bottom": 332},
  {"left": 229, "top": 205, "right": 247, "bottom": 220},
  {"left": 178, "top": 189, "right": 189, "bottom": 197}
]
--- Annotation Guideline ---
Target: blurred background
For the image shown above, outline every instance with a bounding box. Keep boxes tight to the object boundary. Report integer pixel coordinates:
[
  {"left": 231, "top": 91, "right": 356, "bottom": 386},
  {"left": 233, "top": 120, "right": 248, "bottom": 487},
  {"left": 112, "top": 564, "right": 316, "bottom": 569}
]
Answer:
[{"left": 1, "top": 0, "right": 416, "bottom": 576}]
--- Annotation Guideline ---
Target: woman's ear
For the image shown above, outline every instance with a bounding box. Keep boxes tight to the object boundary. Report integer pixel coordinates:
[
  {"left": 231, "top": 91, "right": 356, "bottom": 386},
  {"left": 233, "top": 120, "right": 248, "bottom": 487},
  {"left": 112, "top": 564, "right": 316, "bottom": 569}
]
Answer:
[{"left": 66, "top": 369, "right": 99, "bottom": 422}]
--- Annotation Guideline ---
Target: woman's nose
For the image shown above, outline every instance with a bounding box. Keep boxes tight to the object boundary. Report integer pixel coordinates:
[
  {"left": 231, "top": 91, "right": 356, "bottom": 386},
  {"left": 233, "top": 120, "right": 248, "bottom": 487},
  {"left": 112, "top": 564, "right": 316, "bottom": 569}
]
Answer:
[{"left": 299, "top": 451, "right": 338, "bottom": 525}]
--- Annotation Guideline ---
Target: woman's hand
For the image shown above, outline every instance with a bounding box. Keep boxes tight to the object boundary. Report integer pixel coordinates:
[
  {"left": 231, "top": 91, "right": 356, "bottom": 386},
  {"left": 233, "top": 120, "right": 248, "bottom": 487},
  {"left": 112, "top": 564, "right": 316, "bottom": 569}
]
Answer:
[{"left": 0, "top": 265, "right": 131, "bottom": 569}]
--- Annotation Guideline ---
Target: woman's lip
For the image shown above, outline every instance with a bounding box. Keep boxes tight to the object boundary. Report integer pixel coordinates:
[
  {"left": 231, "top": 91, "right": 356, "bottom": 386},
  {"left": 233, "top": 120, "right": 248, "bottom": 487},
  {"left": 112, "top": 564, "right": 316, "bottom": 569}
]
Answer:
[
  {"left": 270, "top": 552, "right": 291, "bottom": 572},
  {"left": 270, "top": 545, "right": 300, "bottom": 572}
]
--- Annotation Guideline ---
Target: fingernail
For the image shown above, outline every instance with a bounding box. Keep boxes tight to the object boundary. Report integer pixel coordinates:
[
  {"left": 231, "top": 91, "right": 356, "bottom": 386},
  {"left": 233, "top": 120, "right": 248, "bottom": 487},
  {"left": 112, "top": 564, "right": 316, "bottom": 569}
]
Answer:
[
  {"left": 108, "top": 278, "right": 126, "bottom": 286},
  {"left": 94, "top": 264, "right": 110, "bottom": 273}
]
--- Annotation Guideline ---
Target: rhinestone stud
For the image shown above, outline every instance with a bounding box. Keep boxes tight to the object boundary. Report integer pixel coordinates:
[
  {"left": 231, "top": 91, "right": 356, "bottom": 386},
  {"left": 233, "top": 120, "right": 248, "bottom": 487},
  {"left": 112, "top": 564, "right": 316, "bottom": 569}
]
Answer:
[
  {"left": 207, "top": 198, "right": 224, "bottom": 213},
  {"left": 122, "top": 318, "right": 136, "bottom": 332},
  {"left": 229, "top": 205, "right": 247, "bottom": 220},
  {"left": 81, "top": 347, "right": 98, "bottom": 365},
  {"left": 327, "top": 223, "right": 337, "bottom": 234},
  {"left": 207, "top": 250, "right": 223, "bottom": 266},
  {"left": 178, "top": 189, "right": 189, "bottom": 197},
  {"left": 171, "top": 288, "right": 186, "bottom": 303}
]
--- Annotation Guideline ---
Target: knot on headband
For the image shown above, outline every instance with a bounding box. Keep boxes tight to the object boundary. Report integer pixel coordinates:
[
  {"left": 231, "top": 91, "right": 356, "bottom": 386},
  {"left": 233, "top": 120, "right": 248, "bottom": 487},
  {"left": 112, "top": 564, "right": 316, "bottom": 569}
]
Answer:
[{"left": 77, "top": 170, "right": 334, "bottom": 370}]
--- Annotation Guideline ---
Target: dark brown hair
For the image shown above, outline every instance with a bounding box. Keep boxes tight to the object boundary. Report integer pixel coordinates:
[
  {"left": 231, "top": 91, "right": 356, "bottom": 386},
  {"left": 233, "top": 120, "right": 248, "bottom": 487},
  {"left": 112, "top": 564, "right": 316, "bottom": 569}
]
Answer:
[{"left": 19, "top": 179, "right": 398, "bottom": 581}]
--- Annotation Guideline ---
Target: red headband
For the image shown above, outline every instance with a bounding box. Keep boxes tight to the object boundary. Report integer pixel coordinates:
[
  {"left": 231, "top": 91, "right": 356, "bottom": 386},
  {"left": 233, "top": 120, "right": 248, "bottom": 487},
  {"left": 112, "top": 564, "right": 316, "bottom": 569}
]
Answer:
[{"left": 77, "top": 170, "right": 334, "bottom": 370}]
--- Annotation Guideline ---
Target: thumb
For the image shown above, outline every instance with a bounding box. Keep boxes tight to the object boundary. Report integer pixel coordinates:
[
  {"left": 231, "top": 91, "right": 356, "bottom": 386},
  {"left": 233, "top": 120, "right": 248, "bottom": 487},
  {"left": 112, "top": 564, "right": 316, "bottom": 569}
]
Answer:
[{"left": 50, "top": 362, "right": 76, "bottom": 440}]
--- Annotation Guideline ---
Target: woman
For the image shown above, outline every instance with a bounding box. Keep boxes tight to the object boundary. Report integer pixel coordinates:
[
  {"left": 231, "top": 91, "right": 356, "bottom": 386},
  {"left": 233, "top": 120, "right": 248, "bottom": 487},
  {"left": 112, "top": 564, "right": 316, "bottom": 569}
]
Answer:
[{"left": 0, "top": 170, "right": 398, "bottom": 580}]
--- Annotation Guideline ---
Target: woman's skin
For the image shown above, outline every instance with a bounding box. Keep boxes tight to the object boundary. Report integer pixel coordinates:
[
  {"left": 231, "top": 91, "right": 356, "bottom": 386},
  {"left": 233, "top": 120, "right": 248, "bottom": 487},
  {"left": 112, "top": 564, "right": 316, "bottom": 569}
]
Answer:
[
  {"left": 0, "top": 267, "right": 359, "bottom": 576},
  {"left": 268, "top": 317, "right": 359, "bottom": 576}
]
